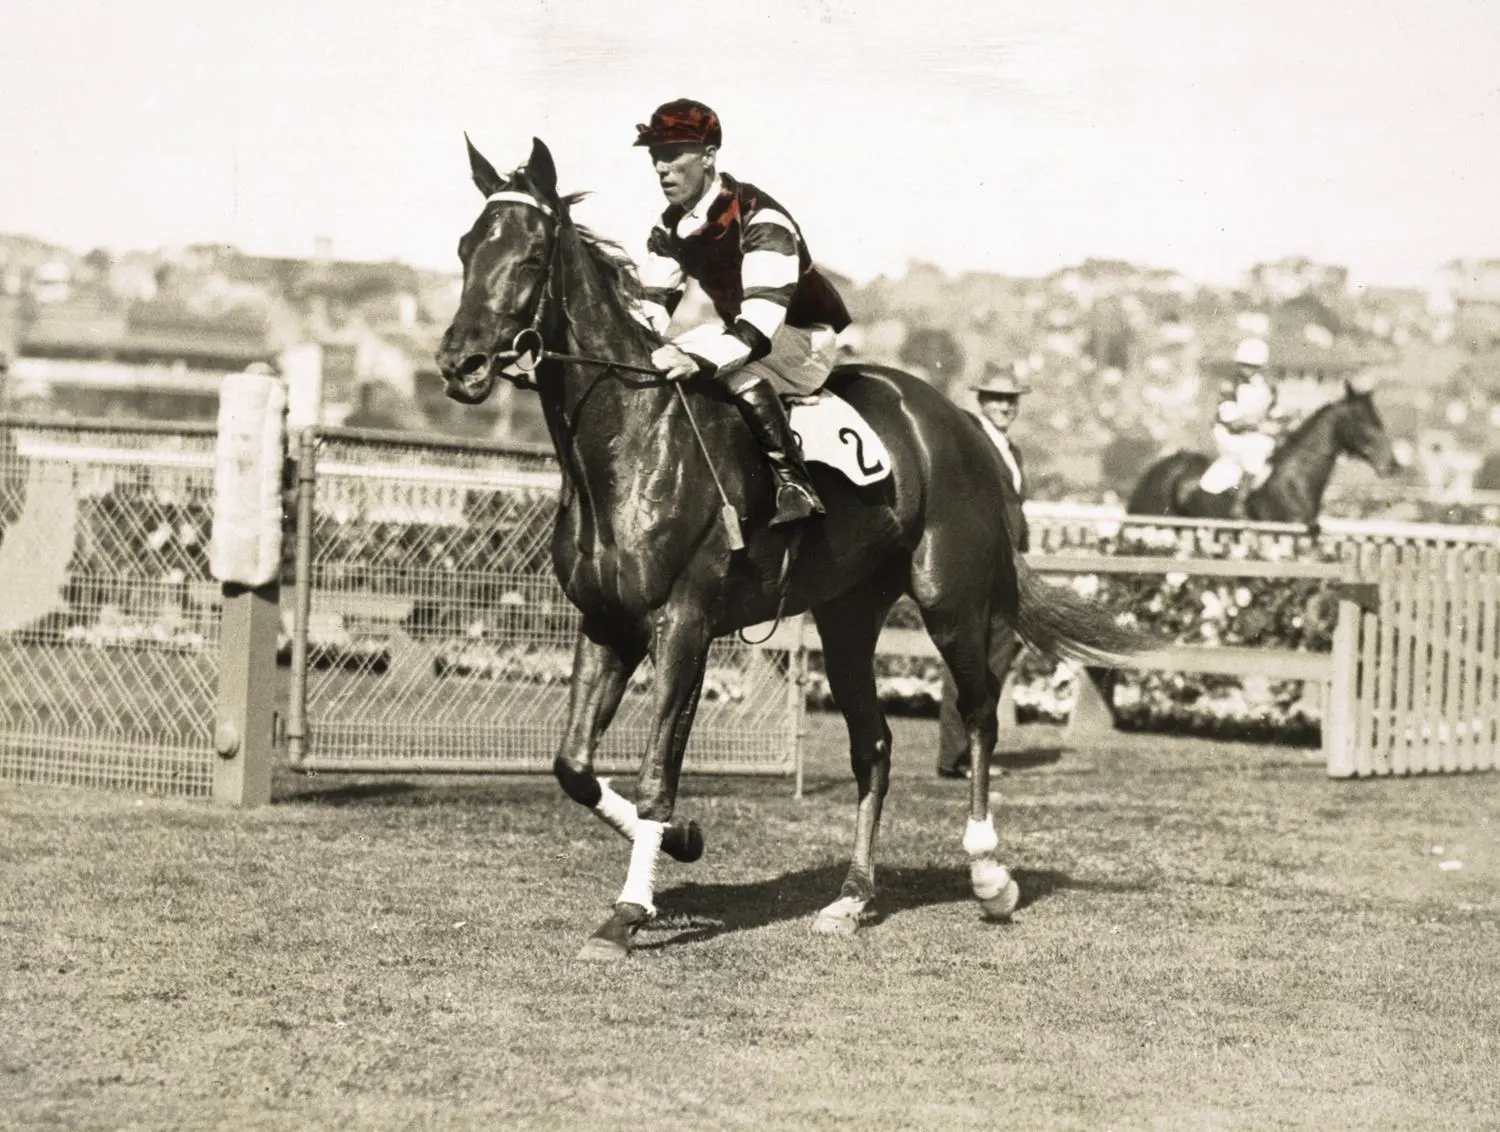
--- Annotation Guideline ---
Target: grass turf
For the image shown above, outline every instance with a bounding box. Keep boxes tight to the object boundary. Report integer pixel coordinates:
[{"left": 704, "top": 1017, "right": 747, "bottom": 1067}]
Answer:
[{"left": 2, "top": 715, "right": 1497, "bottom": 1131}]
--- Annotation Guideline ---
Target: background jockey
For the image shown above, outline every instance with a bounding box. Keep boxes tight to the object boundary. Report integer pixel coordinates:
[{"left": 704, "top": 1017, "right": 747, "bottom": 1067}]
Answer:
[
  {"left": 1208, "top": 337, "right": 1281, "bottom": 515},
  {"left": 635, "top": 98, "right": 852, "bottom": 527}
]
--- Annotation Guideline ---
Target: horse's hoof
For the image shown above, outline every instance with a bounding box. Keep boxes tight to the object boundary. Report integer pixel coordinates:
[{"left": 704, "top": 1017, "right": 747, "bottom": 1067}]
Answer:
[
  {"left": 978, "top": 878, "right": 1021, "bottom": 922},
  {"left": 577, "top": 935, "right": 632, "bottom": 961},
  {"left": 811, "top": 896, "right": 867, "bottom": 937},
  {"left": 577, "top": 903, "right": 649, "bottom": 960},
  {"left": 662, "top": 819, "right": 704, "bottom": 864}
]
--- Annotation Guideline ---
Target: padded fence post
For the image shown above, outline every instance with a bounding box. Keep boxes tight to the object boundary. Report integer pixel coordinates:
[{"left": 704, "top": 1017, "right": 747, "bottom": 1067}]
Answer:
[
  {"left": 215, "top": 582, "right": 280, "bottom": 806},
  {"left": 209, "top": 371, "right": 288, "bottom": 807}
]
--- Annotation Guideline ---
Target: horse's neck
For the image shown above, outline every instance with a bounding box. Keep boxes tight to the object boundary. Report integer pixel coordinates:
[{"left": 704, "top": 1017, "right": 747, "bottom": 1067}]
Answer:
[
  {"left": 1265, "top": 406, "right": 1340, "bottom": 508},
  {"left": 538, "top": 255, "right": 678, "bottom": 504}
]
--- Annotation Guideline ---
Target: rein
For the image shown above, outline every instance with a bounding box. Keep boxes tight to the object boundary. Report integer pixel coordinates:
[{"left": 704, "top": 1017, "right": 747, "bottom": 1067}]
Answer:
[{"left": 480, "top": 187, "right": 804, "bottom": 642}]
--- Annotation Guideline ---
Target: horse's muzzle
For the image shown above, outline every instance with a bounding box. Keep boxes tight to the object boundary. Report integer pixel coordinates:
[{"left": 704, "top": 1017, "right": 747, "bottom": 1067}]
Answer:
[{"left": 441, "top": 353, "right": 498, "bottom": 405}]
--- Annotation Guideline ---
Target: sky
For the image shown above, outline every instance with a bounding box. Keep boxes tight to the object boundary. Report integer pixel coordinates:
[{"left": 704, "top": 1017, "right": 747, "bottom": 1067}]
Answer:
[{"left": 1, "top": 0, "right": 1497, "bottom": 289}]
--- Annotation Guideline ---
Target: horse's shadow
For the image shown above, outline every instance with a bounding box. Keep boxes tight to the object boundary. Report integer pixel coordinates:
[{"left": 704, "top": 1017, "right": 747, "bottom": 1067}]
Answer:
[{"left": 638, "top": 862, "right": 1133, "bottom": 950}]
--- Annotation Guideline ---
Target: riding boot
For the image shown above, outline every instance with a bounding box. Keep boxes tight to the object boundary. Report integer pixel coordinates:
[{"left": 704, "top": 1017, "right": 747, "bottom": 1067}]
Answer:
[
  {"left": 1229, "top": 471, "right": 1253, "bottom": 519},
  {"left": 731, "top": 379, "right": 826, "bottom": 527}
]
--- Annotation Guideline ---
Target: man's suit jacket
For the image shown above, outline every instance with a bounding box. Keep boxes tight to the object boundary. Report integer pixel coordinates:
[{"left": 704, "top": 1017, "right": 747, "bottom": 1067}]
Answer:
[{"left": 969, "top": 412, "right": 1029, "bottom": 554}]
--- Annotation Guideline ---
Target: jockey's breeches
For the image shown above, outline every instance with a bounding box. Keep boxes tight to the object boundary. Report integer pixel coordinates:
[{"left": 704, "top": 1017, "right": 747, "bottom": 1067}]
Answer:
[
  {"left": 1212, "top": 425, "right": 1276, "bottom": 477},
  {"left": 721, "top": 323, "right": 838, "bottom": 397}
]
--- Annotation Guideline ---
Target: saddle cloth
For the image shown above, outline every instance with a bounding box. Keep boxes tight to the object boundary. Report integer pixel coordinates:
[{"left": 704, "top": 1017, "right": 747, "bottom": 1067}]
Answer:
[{"left": 786, "top": 392, "right": 893, "bottom": 486}]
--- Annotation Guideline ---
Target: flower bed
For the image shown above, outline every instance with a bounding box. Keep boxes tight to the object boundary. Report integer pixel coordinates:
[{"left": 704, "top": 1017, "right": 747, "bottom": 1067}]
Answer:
[{"left": 807, "top": 526, "right": 1341, "bottom": 745}]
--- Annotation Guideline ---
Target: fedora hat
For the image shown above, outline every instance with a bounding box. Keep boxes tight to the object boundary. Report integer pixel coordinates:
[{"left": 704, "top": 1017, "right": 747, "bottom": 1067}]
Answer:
[{"left": 973, "top": 365, "right": 1030, "bottom": 398}]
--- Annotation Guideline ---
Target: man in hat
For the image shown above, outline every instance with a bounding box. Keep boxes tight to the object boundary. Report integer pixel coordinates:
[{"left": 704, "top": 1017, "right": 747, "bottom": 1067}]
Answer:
[
  {"left": 1205, "top": 337, "right": 1280, "bottom": 517},
  {"left": 936, "top": 364, "right": 1030, "bottom": 779},
  {"left": 634, "top": 98, "right": 852, "bottom": 527}
]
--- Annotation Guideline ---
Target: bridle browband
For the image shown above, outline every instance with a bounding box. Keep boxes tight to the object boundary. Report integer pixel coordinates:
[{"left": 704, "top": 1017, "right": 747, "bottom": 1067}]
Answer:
[{"left": 482, "top": 188, "right": 662, "bottom": 387}]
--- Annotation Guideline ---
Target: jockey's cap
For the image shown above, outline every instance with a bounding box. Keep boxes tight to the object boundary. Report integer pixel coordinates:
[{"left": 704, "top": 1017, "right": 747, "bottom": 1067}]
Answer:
[
  {"left": 1234, "top": 337, "right": 1269, "bottom": 368},
  {"left": 634, "top": 99, "right": 722, "bottom": 148}
]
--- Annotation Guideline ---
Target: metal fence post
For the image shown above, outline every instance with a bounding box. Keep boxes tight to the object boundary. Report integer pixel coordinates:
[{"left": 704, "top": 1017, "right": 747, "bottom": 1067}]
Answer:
[
  {"left": 787, "top": 613, "right": 807, "bottom": 799},
  {"left": 213, "top": 579, "right": 279, "bottom": 806},
  {"left": 286, "top": 427, "right": 317, "bottom": 767}
]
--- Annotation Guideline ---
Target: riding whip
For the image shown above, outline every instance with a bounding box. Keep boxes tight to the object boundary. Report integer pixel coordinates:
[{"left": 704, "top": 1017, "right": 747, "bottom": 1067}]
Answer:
[
  {"left": 509, "top": 340, "right": 746, "bottom": 551},
  {"left": 672, "top": 384, "right": 745, "bottom": 551}
]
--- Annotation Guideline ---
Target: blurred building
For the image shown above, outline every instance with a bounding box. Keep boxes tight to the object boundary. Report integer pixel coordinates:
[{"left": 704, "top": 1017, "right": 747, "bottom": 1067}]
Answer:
[{"left": 3, "top": 293, "right": 273, "bottom": 421}]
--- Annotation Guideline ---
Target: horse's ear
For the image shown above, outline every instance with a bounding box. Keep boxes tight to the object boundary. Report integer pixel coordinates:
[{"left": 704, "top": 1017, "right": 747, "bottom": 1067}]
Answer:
[
  {"left": 466, "top": 133, "right": 506, "bottom": 197},
  {"left": 526, "top": 137, "right": 558, "bottom": 200}
]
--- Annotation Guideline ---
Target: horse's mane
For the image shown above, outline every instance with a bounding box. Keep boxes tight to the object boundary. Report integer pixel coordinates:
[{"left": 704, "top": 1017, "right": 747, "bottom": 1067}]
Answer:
[{"left": 558, "top": 191, "right": 663, "bottom": 355}]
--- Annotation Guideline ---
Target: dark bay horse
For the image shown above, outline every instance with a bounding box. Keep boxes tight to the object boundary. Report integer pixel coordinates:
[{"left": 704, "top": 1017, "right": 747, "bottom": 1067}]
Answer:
[
  {"left": 1127, "top": 386, "right": 1399, "bottom": 522},
  {"left": 436, "top": 137, "right": 1150, "bottom": 959}
]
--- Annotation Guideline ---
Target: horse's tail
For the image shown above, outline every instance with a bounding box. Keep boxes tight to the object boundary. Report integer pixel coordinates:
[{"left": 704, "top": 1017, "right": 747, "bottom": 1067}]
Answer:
[{"left": 1007, "top": 553, "right": 1157, "bottom": 669}]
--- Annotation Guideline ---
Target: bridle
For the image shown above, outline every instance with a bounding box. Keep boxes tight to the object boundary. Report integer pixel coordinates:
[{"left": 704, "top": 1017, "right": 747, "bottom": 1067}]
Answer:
[{"left": 480, "top": 189, "right": 661, "bottom": 389}]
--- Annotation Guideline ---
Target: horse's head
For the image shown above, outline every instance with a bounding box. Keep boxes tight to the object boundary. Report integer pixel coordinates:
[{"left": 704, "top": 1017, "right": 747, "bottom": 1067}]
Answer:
[
  {"left": 436, "top": 136, "right": 563, "bottom": 405},
  {"left": 1334, "top": 380, "right": 1399, "bottom": 476}
]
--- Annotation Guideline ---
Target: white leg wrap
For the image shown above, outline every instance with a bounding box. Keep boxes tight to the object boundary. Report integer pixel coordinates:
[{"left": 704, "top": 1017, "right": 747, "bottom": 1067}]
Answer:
[
  {"left": 970, "top": 857, "right": 1013, "bottom": 902},
  {"left": 592, "top": 778, "right": 639, "bottom": 841},
  {"left": 617, "top": 819, "right": 664, "bottom": 917},
  {"left": 963, "top": 815, "right": 999, "bottom": 858}
]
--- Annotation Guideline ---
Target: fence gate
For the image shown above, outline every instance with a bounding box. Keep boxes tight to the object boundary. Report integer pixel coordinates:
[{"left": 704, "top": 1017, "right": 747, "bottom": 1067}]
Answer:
[
  {"left": 1330, "top": 537, "right": 1500, "bottom": 777},
  {"left": 0, "top": 419, "right": 221, "bottom": 797},
  {"left": 286, "top": 427, "right": 804, "bottom": 781}
]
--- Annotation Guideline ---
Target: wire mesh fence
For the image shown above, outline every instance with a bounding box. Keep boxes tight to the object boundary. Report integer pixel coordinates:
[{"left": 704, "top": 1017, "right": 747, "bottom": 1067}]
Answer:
[
  {"left": 0, "top": 417, "right": 221, "bottom": 796},
  {"left": 292, "top": 427, "right": 803, "bottom": 775}
]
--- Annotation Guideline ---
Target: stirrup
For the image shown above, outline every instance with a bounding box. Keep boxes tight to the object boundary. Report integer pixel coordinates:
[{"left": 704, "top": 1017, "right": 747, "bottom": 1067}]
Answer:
[{"left": 771, "top": 482, "right": 824, "bottom": 527}]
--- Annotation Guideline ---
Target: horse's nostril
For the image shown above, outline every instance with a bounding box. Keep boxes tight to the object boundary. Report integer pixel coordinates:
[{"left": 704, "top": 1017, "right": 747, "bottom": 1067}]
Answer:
[{"left": 456, "top": 354, "right": 489, "bottom": 379}]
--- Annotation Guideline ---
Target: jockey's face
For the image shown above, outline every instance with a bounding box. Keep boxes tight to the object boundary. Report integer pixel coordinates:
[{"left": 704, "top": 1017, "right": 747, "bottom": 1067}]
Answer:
[
  {"left": 649, "top": 143, "right": 716, "bottom": 208},
  {"left": 979, "top": 395, "right": 1020, "bottom": 433}
]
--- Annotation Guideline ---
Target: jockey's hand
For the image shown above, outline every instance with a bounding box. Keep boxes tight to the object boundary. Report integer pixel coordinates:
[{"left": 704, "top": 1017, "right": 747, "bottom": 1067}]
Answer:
[{"left": 651, "top": 344, "right": 701, "bottom": 382}]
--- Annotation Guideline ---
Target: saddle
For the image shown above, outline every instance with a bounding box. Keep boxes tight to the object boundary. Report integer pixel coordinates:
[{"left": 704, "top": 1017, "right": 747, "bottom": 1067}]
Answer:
[{"left": 783, "top": 392, "right": 893, "bottom": 486}]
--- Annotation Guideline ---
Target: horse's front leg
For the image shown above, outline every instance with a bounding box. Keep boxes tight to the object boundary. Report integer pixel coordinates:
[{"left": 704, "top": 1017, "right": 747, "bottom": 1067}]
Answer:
[
  {"left": 553, "top": 623, "right": 704, "bottom": 862},
  {"left": 579, "top": 605, "right": 713, "bottom": 961}
]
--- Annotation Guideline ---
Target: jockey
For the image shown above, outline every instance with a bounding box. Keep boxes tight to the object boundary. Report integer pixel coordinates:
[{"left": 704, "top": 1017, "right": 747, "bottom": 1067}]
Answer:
[
  {"left": 1208, "top": 337, "right": 1280, "bottom": 515},
  {"left": 634, "top": 98, "right": 852, "bottom": 527}
]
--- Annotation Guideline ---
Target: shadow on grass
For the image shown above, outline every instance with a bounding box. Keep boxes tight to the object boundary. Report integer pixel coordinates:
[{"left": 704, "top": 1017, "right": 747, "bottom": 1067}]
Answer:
[
  {"left": 639, "top": 862, "right": 1147, "bottom": 949},
  {"left": 283, "top": 781, "right": 427, "bottom": 806},
  {"left": 277, "top": 777, "right": 559, "bottom": 808},
  {"left": 994, "top": 746, "right": 1065, "bottom": 771}
]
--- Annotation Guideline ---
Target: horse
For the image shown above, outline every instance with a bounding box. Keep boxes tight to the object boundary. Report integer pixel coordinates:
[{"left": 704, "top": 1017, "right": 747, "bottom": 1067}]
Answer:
[
  {"left": 1126, "top": 385, "right": 1399, "bottom": 523},
  {"left": 436, "top": 136, "right": 1151, "bottom": 960}
]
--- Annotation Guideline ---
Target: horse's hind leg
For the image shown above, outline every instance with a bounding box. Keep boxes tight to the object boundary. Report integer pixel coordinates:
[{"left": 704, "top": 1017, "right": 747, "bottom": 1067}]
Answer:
[
  {"left": 916, "top": 595, "right": 1022, "bottom": 922},
  {"left": 809, "top": 561, "right": 905, "bottom": 937},
  {"left": 966, "top": 616, "right": 1023, "bottom": 919},
  {"left": 554, "top": 623, "right": 703, "bottom": 865}
]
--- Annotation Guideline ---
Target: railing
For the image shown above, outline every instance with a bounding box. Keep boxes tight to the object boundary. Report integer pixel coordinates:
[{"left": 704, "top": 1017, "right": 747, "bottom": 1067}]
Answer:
[
  {"left": 282, "top": 425, "right": 807, "bottom": 782},
  {"left": 5, "top": 413, "right": 1496, "bottom": 802},
  {"left": 0, "top": 415, "right": 222, "bottom": 797}
]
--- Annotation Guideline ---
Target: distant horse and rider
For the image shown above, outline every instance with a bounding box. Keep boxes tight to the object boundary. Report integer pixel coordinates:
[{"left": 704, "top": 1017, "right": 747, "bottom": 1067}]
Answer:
[
  {"left": 436, "top": 110, "right": 1151, "bottom": 959},
  {"left": 1127, "top": 382, "right": 1399, "bottom": 522},
  {"left": 1128, "top": 337, "right": 1400, "bottom": 523}
]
